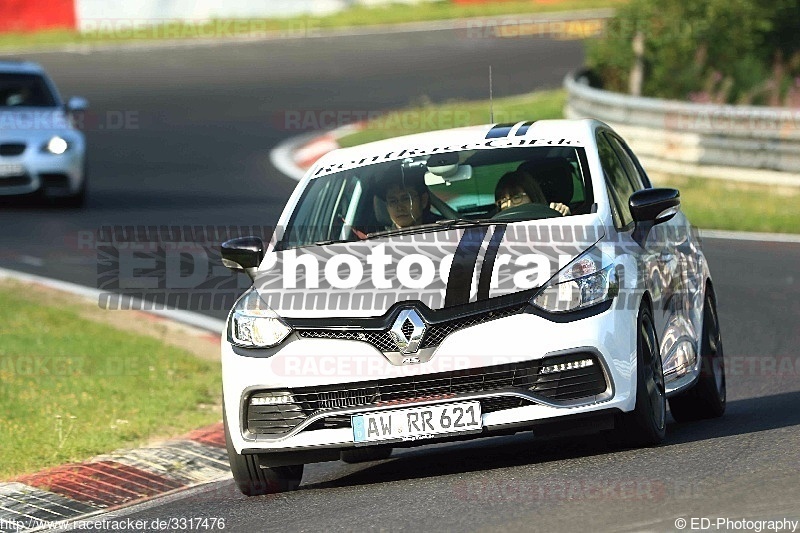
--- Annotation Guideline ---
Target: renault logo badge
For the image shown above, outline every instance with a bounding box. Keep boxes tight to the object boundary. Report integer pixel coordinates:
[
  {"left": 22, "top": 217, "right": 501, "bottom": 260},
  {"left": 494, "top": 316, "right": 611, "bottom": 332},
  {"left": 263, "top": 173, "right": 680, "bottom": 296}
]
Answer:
[{"left": 390, "top": 309, "right": 426, "bottom": 354}]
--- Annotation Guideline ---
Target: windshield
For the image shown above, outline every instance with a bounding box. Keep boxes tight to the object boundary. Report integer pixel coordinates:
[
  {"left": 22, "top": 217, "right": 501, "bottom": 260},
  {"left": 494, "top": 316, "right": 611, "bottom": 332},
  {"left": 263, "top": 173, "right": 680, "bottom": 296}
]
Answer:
[
  {"left": 277, "top": 146, "right": 593, "bottom": 250},
  {"left": 0, "top": 73, "right": 58, "bottom": 108}
]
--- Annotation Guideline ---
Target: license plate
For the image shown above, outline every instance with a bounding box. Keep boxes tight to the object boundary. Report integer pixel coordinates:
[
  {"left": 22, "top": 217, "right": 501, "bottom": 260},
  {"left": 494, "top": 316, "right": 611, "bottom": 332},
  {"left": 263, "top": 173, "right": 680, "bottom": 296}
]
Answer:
[
  {"left": 352, "top": 401, "right": 482, "bottom": 443},
  {"left": 0, "top": 164, "right": 24, "bottom": 177}
]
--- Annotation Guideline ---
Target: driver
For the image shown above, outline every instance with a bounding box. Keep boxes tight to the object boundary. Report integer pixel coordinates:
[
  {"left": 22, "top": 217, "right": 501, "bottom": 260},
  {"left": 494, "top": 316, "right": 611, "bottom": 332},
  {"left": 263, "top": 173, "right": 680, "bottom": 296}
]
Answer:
[
  {"left": 494, "top": 169, "right": 571, "bottom": 216},
  {"left": 378, "top": 167, "right": 440, "bottom": 229}
]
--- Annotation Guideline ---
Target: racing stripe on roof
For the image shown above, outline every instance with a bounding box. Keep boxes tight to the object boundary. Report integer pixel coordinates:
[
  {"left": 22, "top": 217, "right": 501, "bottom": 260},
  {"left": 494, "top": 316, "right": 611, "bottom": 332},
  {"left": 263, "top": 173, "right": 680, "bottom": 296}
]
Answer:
[
  {"left": 444, "top": 226, "right": 490, "bottom": 307},
  {"left": 485, "top": 123, "right": 516, "bottom": 139},
  {"left": 476, "top": 225, "right": 506, "bottom": 301},
  {"left": 514, "top": 121, "right": 536, "bottom": 136}
]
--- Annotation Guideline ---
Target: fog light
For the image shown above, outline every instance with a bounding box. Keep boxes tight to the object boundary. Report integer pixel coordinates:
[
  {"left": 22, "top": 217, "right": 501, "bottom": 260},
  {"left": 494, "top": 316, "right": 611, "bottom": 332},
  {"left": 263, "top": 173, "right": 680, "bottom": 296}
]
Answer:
[
  {"left": 250, "top": 392, "right": 295, "bottom": 406},
  {"left": 540, "top": 358, "right": 594, "bottom": 375}
]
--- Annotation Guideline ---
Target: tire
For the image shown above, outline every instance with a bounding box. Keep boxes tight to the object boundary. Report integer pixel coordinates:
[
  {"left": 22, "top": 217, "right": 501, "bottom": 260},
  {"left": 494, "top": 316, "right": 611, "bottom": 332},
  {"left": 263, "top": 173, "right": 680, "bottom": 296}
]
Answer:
[
  {"left": 61, "top": 182, "right": 86, "bottom": 208},
  {"left": 615, "top": 305, "right": 667, "bottom": 447},
  {"left": 223, "top": 408, "right": 303, "bottom": 496},
  {"left": 668, "top": 289, "right": 726, "bottom": 422},
  {"left": 56, "top": 170, "right": 87, "bottom": 208},
  {"left": 340, "top": 447, "right": 393, "bottom": 464}
]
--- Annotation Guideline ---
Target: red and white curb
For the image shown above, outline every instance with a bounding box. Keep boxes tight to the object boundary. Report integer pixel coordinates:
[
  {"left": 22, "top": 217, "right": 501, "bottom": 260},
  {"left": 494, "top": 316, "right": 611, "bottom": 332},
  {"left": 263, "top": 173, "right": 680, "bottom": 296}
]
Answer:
[
  {"left": 293, "top": 132, "right": 341, "bottom": 171},
  {"left": 0, "top": 424, "right": 228, "bottom": 532},
  {"left": 269, "top": 122, "right": 364, "bottom": 182},
  {"left": 0, "top": 268, "right": 227, "bottom": 532}
]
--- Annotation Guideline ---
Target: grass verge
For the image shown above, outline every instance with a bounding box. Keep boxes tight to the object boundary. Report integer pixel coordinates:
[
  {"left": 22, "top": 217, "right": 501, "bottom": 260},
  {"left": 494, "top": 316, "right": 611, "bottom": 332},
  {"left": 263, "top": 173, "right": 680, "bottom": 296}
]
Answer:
[
  {"left": 0, "top": 280, "right": 221, "bottom": 479},
  {"left": 0, "top": 0, "right": 623, "bottom": 50},
  {"left": 650, "top": 174, "right": 800, "bottom": 235},
  {"left": 336, "top": 88, "right": 799, "bottom": 234}
]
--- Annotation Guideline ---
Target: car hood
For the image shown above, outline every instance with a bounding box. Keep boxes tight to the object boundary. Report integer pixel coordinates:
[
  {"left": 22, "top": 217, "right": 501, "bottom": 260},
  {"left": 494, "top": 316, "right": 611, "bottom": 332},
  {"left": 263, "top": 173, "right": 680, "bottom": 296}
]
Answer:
[
  {"left": 253, "top": 214, "right": 605, "bottom": 318},
  {"left": 0, "top": 108, "right": 74, "bottom": 137}
]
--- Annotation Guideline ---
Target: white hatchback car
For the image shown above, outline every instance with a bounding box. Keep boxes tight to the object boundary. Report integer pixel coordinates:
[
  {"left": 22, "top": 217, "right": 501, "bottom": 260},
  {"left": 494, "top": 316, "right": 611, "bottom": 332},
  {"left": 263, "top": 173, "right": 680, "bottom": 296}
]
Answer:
[
  {"left": 221, "top": 119, "right": 726, "bottom": 495},
  {"left": 0, "top": 60, "right": 87, "bottom": 206}
]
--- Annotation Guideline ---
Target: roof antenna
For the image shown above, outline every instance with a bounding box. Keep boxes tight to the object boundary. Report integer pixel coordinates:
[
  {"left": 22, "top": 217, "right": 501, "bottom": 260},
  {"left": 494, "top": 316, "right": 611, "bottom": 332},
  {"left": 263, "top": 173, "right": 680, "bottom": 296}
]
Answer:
[{"left": 489, "top": 65, "right": 494, "bottom": 124}]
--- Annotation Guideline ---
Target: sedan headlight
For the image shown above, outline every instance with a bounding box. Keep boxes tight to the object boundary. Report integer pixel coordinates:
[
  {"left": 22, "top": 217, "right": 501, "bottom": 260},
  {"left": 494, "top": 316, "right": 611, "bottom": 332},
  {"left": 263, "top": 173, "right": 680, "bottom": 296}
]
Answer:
[
  {"left": 43, "top": 136, "right": 69, "bottom": 155},
  {"left": 229, "top": 289, "right": 291, "bottom": 348},
  {"left": 532, "top": 247, "right": 618, "bottom": 313}
]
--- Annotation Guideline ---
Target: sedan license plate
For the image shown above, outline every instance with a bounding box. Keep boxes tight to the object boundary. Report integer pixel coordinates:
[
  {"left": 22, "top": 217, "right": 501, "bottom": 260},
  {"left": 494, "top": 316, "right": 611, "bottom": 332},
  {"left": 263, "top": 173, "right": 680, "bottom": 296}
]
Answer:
[
  {"left": 0, "top": 164, "right": 24, "bottom": 177},
  {"left": 352, "top": 401, "right": 481, "bottom": 443}
]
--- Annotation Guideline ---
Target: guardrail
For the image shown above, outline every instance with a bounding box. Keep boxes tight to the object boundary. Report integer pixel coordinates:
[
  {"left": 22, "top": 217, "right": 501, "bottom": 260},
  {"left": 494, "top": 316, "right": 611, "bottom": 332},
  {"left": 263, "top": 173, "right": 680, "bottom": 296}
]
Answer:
[{"left": 564, "top": 71, "right": 800, "bottom": 187}]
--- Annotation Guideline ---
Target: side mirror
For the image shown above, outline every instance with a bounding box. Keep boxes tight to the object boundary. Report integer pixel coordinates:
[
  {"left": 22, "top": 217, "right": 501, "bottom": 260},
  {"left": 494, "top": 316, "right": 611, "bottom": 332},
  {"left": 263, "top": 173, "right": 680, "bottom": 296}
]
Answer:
[
  {"left": 66, "top": 96, "right": 89, "bottom": 112},
  {"left": 221, "top": 237, "right": 264, "bottom": 279},
  {"left": 629, "top": 188, "right": 680, "bottom": 225}
]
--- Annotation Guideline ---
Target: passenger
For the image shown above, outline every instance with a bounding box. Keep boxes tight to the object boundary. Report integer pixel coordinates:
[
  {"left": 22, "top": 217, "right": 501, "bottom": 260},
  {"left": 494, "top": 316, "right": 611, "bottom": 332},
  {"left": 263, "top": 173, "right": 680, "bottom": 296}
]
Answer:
[
  {"left": 378, "top": 169, "right": 440, "bottom": 229},
  {"left": 494, "top": 169, "right": 571, "bottom": 216}
]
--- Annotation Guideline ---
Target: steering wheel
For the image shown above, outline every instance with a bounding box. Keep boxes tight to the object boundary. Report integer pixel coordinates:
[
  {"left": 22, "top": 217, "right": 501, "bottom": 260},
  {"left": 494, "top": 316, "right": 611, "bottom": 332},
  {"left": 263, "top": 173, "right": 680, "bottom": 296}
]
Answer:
[{"left": 491, "top": 203, "right": 563, "bottom": 221}]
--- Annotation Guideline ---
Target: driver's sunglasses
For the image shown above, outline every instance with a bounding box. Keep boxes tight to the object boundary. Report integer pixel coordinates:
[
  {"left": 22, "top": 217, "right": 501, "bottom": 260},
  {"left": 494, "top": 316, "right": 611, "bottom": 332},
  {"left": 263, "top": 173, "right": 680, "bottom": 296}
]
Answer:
[{"left": 496, "top": 191, "right": 528, "bottom": 210}]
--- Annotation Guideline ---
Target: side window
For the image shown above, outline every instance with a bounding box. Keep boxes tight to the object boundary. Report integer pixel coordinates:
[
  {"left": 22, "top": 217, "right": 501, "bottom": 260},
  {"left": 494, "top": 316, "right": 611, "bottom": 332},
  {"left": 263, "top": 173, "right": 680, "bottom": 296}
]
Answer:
[
  {"left": 596, "top": 133, "right": 635, "bottom": 228},
  {"left": 282, "top": 175, "right": 362, "bottom": 247},
  {"left": 605, "top": 133, "right": 646, "bottom": 191},
  {"left": 617, "top": 136, "right": 653, "bottom": 188}
]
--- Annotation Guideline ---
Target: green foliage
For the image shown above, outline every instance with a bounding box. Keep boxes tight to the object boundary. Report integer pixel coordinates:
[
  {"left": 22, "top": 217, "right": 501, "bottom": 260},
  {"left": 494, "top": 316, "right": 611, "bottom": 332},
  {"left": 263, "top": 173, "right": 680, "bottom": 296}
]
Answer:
[{"left": 587, "top": 0, "right": 800, "bottom": 104}]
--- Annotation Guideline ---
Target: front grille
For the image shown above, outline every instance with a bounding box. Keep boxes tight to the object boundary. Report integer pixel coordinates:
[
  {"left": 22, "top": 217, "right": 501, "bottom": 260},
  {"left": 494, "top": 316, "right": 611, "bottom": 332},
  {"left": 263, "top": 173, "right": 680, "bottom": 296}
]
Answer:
[
  {"left": 318, "top": 388, "right": 379, "bottom": 409},
  {"left": 0, "top": 175, "right": 31, "bottom": 187},
  {"left": 296, "top": 330, "right": 397, "bottom": 353},
  {"left": 0, "top": 143, "right": 26, "bottom": 156},
  {"left": 481, "top": 396, "right": 529, "bottom": 412},
  {"left": 246, "top": 353, "right": 607, "bottom": 436},
  {"left": 418, "top": 304, "right": 528, "bottom": 349},
  {"left": 296, "top": 302, "right": 528, "bottom": 352},
  {"left": 40, "top": 173, "right": 70, "bottom": 188},
  {"left": 306, "top": 396, "right": 533, "bottom": 431}
]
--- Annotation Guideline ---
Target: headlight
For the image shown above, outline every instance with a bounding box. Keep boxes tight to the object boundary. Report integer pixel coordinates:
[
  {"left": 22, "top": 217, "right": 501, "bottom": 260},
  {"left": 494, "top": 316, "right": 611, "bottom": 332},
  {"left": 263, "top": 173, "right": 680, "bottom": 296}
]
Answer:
[
  {"left": 44, "top": 136, "right": 69, "bottom": 155},
  {"left": 228, "top": 289, "right": 291, "bottom": 348},
  {"left": 531, "top": 248, "right": 618, "bottom": 313}
]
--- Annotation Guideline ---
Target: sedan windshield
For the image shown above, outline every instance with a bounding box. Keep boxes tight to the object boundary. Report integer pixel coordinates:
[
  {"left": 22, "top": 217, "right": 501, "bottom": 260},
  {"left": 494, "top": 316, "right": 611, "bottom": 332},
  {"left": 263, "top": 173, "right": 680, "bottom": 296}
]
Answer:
[
  {"left": 0, "top": 73, "right": 58, "bottom": 107},
  {"left": 278, "top": 145, "right": 593, "bottom": 250}
]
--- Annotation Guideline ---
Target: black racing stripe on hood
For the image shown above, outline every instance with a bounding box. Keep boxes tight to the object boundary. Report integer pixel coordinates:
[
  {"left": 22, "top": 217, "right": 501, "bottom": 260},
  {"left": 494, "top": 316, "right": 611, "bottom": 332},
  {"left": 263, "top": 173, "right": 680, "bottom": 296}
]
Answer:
[
  {"left": 476, "top": 226, "right": 506, "bottom": 301},
  {"left": 485, "top": 122, "right": 516, "bottom": 139},
  {"left": 444, "top": 226, "right": 490, "bottom": 307}
]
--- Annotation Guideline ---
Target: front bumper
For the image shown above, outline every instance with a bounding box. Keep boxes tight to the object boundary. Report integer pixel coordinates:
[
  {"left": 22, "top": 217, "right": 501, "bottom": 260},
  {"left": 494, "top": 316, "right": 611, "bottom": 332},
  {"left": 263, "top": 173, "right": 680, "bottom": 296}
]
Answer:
[
  {"left": 222, "top": 302, "right": 639, "bottom": 456},
  {"left": 0, "top": 138, "right": 85, "bottom": 197}
]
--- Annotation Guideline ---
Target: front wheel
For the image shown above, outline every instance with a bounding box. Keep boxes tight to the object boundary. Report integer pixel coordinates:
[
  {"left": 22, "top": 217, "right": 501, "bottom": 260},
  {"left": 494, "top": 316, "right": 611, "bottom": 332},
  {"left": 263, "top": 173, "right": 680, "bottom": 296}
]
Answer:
[
  {"left": 615, "top": 305, "right": 667, "bottom": 447},
  {"left": 224, "top": 408, "right": 303, "bottom": 496},
  {"left": 55, "top": 168, "right": 87, "bottom": 208},
  {"left": 668, "top": 289, "right": 726, "bottom": 421}
]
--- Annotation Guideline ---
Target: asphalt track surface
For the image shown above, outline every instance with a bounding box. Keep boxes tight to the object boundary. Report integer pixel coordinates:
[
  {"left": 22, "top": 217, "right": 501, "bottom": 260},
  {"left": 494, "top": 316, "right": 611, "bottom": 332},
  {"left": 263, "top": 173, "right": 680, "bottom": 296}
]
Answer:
[{"left": 2, "top": 28, "right": 799, "bottom": 532}]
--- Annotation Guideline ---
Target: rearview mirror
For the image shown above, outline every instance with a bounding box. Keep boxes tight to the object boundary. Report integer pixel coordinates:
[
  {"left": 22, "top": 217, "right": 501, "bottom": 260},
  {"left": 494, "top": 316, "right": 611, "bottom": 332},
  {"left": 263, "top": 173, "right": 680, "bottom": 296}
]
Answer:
[
  {"left": 629, "top": 188, "right": 680, "bottom": 225},
  {"left": 425, "top": 152, "right": 472, "bottom": 185}
]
